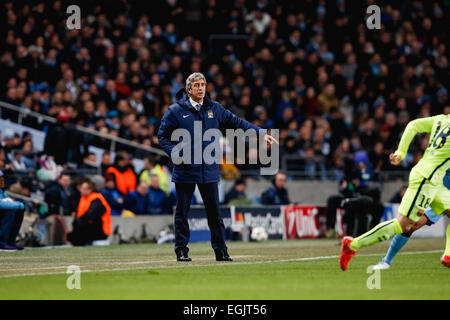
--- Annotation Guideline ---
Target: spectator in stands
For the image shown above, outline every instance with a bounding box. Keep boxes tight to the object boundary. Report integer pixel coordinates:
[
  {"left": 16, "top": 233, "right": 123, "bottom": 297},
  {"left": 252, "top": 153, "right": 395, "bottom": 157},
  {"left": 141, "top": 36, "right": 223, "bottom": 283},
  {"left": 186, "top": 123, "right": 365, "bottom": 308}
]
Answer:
[
  {"left": 224, "top": 178, "right": 252, "bottom": 205},
  {"left": 42, "top": 172, "right": 74, "bottom": 245},
  {"left": 325, "top": 158, "right": 358, "bottom": 238},
  {"left": 36, "top": 154, "right": 61, "bottom": 182},
  {"left": 106, "top": 153, "right": 136, "bottom": 195},
  {"left": 0, "top": 170, "right": 25, "bottom": 251},
  {"left": 100, "top": 174, "right": 124, "bottom": 216},
  {"left": 317, "top": 84, "right": 339, "bottom": 115},
  {"left": 261, "top": 172, "right": 290, "bottom": 205},
  {"left": 81, "top": 152, "right": 98, "bottom": 173},
  {"left": 10, "top": 150, "right": 27, "bottom": 172},
  {"left": 123, "top": 181, "right": 149, "bottom": 215},
  {"left": 147, "top": 174, "right": 171, "bottom": 215},
  {"left": 100, "top": 151, "right": 112, "bottom": 175},
  {"left": 390, "top": 185, "right": 408, "bottom": 204},
  {"left": 67, "top": 179, "right": 111, "bottom": 246},
  {"left": 43, "top": 110, "right": 70, "bottom": 165},
  {"left": 139, "top": 156, "right": 169, "bottom": 195},
  {"left": 245, "top": 8, "right": 271, "bottom": 35},
  {"left": 44, "top": 172, "right": 75, "bottom": 216}
]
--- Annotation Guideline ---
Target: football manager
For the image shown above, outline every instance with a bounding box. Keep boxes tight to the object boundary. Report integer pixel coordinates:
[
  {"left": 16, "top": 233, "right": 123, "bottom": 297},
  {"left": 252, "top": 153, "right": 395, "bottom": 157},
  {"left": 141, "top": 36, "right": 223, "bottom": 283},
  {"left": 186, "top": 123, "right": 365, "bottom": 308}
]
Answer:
[{"left": 158, "top": 72, "right": 278, "bottom": 262}]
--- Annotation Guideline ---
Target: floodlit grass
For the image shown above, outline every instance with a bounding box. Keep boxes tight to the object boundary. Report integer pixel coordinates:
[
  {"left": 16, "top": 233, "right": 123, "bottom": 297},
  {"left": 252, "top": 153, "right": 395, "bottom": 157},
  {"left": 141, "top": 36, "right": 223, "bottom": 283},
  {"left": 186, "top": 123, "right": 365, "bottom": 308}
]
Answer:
[{"left": 0, "top": 238, "right": 448, "bottom": 299}]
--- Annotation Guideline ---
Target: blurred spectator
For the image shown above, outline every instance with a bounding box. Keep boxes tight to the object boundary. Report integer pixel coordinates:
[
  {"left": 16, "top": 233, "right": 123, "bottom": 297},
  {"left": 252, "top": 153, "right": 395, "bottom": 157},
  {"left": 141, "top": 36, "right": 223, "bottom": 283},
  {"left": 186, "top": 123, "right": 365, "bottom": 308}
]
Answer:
[
  {"left": 44, "top": 172, "right": 75, "bottom": 216},
  {"left": 100, "top": 174, "right": 124, "bottom": 216},
  {"left": 81, "top": 152, "right": 98, "bottom": 173},
  {"left": 123, "top": 180, "right": 149, "bottom": 215},
  {"left": 36, "top": 155, "right": 61, "bottom": 182},
  {"left": 147, "top": 174, "right": 171, "bottom": 214},
  {"left": 389, "top": 185, "right": 408, "bottom": 203},
  {"left": 100, "top": 151, "right": 112, "bottom": 175},
  {"left": 106, "top": 153, "right": 136, "bottom": 195},
  {"left": 245, "top": 8, "right": 271, "bottom": 35},
  {"left": 43, "top": 111, "right": 70, "bottom": 165},
  {"left": 224, "top": 178, "right": 252, "bottom": 205},
  {"left": 139, "top": 156, "right": 169, "bottom": 195},
  {"left": 261, "top": 172, "right": 290, "bottom": 205},
  {"left": 43, "top": 172, "right": 73, "bottom": 246}
]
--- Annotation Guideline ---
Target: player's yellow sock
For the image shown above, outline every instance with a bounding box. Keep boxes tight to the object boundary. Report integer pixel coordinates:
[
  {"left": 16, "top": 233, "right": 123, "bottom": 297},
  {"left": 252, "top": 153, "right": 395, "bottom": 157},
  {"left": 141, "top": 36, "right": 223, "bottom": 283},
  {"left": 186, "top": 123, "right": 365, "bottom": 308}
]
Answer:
[
  {"left": 350, "top": 219, "right": 403, "bottom": 251},
  {"left": 445, "top": 223, "right": 450, "bottom": 256}
]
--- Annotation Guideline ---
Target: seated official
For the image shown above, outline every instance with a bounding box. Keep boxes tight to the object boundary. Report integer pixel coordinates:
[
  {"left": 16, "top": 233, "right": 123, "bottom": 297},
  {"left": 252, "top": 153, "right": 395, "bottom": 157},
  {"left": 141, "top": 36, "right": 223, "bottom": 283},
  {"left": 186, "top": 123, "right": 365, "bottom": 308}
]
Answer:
[
  {"left": 0, "top": 171, "right": 25, "bottom": 251},
  {"left": 261, "top": 172, "right": 290, "bottom": 205},
  {"left": 67, "top": 180, "right": 111, "bottom": 246}
]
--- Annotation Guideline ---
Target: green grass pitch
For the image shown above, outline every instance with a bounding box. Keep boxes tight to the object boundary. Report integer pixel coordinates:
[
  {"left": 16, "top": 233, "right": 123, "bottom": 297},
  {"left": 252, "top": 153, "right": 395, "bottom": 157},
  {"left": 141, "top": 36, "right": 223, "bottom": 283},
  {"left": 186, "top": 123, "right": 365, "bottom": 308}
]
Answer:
[{"left": 0, "top": 238, "right": 448, "bottom": 300}]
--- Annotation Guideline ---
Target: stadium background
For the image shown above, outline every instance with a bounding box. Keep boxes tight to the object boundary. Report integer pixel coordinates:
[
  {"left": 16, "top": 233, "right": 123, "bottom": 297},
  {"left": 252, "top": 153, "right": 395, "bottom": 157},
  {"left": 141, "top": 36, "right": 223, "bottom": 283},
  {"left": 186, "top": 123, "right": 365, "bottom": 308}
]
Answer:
[{"left": 0, "top": 0, "right": 449, "bottom": 245}]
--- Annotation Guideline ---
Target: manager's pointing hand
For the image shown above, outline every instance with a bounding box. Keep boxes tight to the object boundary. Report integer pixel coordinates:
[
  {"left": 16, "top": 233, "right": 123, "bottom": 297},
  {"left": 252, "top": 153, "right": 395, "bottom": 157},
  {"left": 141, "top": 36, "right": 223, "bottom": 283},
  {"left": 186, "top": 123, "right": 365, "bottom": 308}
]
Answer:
[{"left": 264, "top": 134, "right": 279, "bottom": 146}]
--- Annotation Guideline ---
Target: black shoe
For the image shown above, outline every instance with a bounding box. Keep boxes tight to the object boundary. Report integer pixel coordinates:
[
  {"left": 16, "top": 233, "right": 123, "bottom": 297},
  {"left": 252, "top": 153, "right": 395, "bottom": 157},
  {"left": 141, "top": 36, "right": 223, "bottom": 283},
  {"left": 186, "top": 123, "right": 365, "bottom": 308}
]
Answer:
[
  {"left": 214, "top": 248, "right": 233, "bottom": 261},
  {"left": 176, "top": 251, "right": 192, "bottom": 262}
]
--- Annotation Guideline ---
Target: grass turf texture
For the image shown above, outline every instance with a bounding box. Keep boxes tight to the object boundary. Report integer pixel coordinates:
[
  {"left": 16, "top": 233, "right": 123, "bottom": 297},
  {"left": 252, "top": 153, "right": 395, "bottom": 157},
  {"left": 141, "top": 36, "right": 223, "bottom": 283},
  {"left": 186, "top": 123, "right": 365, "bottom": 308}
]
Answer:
[{"left": 0, "top": 238, "right": 448, "bottom": 299}]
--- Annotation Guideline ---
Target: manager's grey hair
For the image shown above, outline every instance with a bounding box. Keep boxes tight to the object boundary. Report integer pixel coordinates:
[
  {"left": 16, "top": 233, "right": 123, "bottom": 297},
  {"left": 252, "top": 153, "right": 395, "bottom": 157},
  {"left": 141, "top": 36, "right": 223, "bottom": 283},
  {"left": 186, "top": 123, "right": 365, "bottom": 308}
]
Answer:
[{"left": 186, "top": 72, "right": 207, "bottom": 92}]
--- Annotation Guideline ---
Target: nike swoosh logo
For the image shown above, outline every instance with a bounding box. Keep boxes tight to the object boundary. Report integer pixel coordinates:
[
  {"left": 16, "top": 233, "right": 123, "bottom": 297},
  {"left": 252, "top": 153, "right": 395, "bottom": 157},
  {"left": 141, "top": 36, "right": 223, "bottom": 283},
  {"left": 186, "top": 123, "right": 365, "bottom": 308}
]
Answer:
[{"left": 183, "top": 115, "right": 190, "bottom": 118}]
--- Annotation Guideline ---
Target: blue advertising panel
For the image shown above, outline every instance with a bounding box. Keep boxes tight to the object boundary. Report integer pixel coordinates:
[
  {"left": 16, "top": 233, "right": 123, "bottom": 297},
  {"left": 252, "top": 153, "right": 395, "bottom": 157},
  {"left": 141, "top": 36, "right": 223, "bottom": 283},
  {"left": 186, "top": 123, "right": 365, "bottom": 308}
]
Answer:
[
  {"left": 235, "top": 206, "right": 285, "bottom": 240},
  {"left": 188, "top": 206, "right": 233, "bottom": 242}
]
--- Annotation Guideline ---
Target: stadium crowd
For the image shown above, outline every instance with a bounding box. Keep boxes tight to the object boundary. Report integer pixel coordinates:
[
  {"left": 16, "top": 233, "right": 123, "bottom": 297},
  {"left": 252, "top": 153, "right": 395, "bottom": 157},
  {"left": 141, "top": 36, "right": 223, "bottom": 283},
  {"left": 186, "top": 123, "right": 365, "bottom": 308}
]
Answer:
[{"left": 0, "top": 0, "right": 449, "bottom": 218}]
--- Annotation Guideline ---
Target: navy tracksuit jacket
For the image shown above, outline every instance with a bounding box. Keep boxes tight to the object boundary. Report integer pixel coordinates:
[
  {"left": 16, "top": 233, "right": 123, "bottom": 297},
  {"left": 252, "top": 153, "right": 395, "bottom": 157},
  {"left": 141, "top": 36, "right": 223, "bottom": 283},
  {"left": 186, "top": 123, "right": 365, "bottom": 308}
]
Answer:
[{"left": 158, "top": 89, "right": 265, "bottom": 252}]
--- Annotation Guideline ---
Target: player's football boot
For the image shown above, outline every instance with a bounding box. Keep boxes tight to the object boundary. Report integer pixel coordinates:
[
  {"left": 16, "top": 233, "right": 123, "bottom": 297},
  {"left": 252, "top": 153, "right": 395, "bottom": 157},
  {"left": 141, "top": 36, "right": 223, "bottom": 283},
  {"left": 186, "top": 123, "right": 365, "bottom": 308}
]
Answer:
[
  {"left": 440, "top": 254, "right": 450, "bottom": 268},
  {"left": 373, "top": 261, "right": 391, "bottom": 270},
  {"left": 339, "top": 236, "right": 356, "bottom": 271}
]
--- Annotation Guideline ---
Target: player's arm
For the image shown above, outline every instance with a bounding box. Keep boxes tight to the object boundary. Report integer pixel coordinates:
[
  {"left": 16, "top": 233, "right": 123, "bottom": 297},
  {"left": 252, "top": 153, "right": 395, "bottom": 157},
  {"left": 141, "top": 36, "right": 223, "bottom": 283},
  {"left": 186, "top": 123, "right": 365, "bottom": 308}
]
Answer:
[{"left": 390, "top": 116, "right": 437, "bottom": 165}]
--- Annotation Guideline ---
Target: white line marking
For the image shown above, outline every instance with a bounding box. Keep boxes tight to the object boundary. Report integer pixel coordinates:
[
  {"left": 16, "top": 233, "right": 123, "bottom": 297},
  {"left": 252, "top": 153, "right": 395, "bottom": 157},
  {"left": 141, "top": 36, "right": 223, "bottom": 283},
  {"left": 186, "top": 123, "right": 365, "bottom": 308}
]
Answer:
[
  {"left": 0, "top": 250, "right": 442, "bottom": 279},
  {"left": 0, "top": 256, "right": 255, "bottom": 272}
]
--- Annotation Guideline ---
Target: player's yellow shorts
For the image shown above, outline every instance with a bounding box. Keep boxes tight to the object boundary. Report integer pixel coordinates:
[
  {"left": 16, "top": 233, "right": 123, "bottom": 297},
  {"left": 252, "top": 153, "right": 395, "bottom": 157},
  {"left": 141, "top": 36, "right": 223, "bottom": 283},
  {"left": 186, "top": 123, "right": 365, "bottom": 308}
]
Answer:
[{"left": 399, "top": 169, "right": 450, "bottom": 222}]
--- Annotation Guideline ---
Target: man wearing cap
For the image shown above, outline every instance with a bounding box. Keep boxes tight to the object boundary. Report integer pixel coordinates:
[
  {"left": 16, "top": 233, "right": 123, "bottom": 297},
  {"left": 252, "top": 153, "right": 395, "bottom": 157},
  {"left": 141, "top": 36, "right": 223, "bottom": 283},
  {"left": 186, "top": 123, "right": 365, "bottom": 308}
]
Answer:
[
  {"left": 0, "top": 171, "right": 25, "bottom": 251},
  {"left": 158, "top": 72, "right": 278, "bottom": 262}
]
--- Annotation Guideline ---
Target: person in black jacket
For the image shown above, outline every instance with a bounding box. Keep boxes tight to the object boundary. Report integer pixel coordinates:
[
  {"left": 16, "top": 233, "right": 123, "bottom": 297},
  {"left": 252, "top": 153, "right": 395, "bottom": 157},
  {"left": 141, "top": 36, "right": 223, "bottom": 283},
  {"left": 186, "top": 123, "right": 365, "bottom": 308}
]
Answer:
[
  {"left": 44, "top": 172, "right": 75, "bottom": 216},
  {"left": 224, "top": 178, "right": 248, "bottom": 204},
  {"left": 261, "top": 172, "right": 290, "bottom": 205},
  {"left": 43, "top": 113, "right": 70, "bottom": 165}
]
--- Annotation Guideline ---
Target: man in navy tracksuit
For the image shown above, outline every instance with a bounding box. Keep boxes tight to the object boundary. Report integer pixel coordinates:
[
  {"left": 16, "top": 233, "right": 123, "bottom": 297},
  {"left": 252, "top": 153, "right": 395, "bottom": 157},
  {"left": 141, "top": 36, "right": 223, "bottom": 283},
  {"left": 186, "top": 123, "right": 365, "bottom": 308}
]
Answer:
[{"left": 158, "top": 72, "right": 277, "bottom": 261}]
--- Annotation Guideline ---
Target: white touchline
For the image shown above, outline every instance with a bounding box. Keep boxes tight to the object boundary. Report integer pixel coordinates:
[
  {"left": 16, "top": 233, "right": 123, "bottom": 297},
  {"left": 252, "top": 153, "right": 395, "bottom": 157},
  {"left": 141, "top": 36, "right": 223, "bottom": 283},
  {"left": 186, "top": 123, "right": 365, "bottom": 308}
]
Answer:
[
  {"left": 0, "top": 256, "right": 256, "bottom": 272},
  {"left": 0, "top": 250, "right": 442, "bottom": 279}
]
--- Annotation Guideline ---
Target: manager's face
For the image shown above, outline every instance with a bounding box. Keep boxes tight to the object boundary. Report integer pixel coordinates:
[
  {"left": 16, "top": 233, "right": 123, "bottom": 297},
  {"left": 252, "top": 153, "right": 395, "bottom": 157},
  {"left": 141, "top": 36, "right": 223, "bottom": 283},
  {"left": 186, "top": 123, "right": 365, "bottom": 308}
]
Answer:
[{"left": 188, "top": 79, "right": 206, "bottom": 102}]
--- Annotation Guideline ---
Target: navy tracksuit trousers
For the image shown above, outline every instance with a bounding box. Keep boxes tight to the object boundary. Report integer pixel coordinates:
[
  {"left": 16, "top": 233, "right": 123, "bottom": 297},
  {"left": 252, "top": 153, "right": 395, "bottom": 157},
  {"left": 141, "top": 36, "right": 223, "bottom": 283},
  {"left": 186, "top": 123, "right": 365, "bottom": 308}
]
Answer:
[
  {"left": 174, "top": 182, "right": 226, "bottom": 253},
  {"left": 0, "top": 210, "right": 24, "bottom": 246}
]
